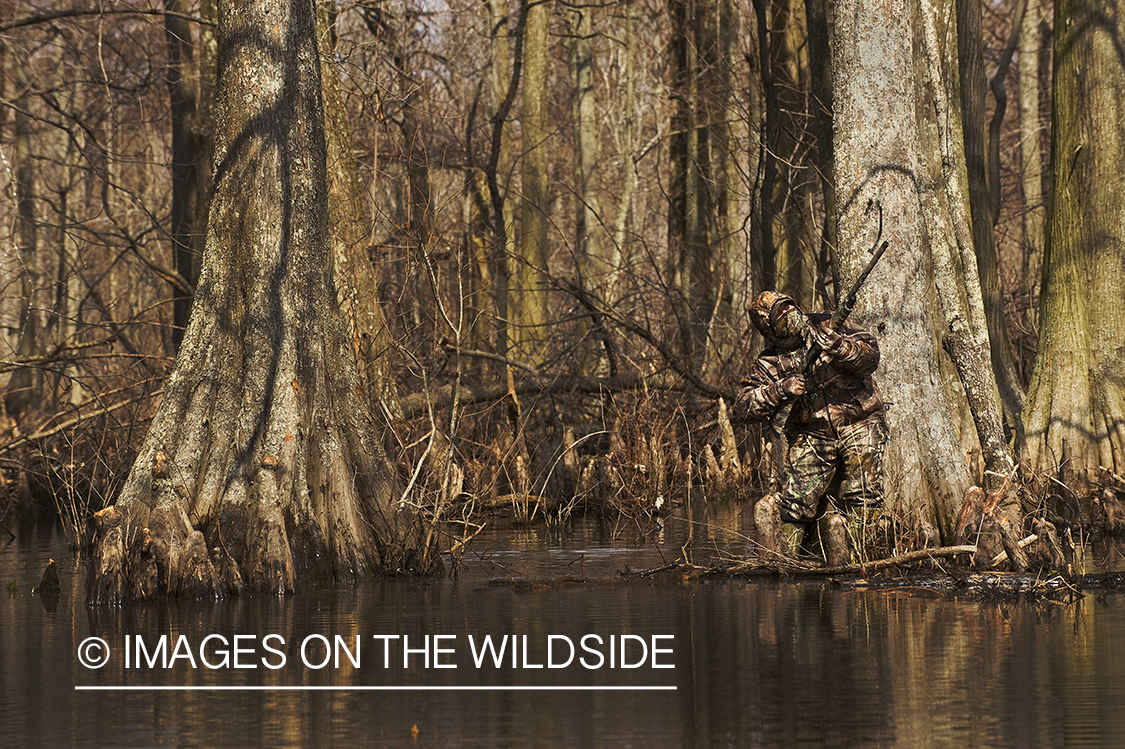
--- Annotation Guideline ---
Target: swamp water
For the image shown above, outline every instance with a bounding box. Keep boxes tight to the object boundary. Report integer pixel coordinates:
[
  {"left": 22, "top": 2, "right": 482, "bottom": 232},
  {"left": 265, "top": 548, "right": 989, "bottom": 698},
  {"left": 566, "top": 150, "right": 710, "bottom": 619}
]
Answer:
[{"left": 3, "top": 512, "right": 1125, "bottom": 748}]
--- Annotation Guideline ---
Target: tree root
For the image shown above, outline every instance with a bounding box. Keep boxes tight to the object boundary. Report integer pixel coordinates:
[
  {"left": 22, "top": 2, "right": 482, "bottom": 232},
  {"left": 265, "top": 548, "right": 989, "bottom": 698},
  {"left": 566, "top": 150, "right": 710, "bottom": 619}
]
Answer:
[{"left": 87, "top": 502, "right": 225, "bottom": 603}]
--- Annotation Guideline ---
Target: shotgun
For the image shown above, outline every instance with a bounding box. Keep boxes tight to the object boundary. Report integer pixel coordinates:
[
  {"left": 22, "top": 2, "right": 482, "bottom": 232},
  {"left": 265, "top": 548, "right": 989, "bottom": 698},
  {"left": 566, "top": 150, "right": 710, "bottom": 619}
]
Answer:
[{"left": 769, "top": 232, "right": 889, "bottom": 437}]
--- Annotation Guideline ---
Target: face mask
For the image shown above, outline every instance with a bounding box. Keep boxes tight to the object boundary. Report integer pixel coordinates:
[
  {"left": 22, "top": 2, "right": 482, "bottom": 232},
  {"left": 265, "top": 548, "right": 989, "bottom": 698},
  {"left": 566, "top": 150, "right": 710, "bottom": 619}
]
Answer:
[{"left": 772, "top": 308, "right": 808, "bottom": 340}]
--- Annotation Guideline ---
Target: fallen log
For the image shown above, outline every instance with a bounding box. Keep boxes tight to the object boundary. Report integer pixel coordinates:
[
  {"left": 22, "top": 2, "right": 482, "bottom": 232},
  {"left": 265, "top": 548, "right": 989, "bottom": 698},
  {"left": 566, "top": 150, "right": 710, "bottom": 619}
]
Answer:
[
  {"left": 625, "top": 544, "right": 981, "bottom": 578},
  {"left": 619, "top": 553, "right": 1125, "bottom": 598},
  {"left": 764, "top": 544, "right": 978, "bottom": 576}
]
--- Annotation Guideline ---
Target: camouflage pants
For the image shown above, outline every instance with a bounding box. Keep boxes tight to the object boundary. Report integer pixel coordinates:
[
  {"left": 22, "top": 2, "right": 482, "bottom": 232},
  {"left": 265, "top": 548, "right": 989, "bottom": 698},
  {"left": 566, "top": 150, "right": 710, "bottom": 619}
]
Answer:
[{"left": 778, "top": 417, "right": 888, "bottom": 524}]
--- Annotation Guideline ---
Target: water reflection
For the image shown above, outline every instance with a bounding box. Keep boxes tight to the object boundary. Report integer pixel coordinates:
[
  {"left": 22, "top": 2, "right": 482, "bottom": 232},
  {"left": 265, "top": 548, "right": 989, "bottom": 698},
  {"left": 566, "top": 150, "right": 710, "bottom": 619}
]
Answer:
[{"left": 3, "top": 517, "right": 1125, "bottom": 747}]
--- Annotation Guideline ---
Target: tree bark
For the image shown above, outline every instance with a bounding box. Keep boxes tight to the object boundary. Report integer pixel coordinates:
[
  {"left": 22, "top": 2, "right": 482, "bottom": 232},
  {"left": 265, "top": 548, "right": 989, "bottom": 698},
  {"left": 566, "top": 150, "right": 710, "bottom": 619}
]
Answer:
[
  {"left": 833, "top": 0, "right": 974, "bottom": 537},
  {"left": 570, "top": 5, "right": 604, "bottom": 282},
  {"left": 769, "top": 0, "right": 816, "bottom": 302},
  {"left": 609, "top": 0, "right": 636, "bottom": 295},
  {"left": 915, "top": 0, "right": 1016, "bottom": 491},
  {"left": 514, "top": 0, "right": 551, "bottom": 363},
  {"left": 698, "top": 0, "right": 737, "bottom": 377},
  {"left": 804, "top": 0, "right": 837, "bottom": 308},
  {"left": 666, "top": 0, "right": 731, "bottom": 368},
  {"left": 320, "top": 2, "right": 400, "bottom": 417},
  {"left": 568, "top": 3, "right": 597, "bottom": 374},
  {"left": 667, "top": 0, "right": 695, "bottom": 358},
  {"left": 163, "top": 0, "right": 207, "bottom": 353},
  {"left": 395, "top": 9, "right": 436, "bottom": 353},
  {"left": 88, "top": 0, "right": 431, "bottom": 603},
  {"left": 1017, "top": 0, "right": 1046, "bottom": 309},
  {"left": 957, "top": 0, "right": 1026, "bottom": 438},
  {"left": 486, "top": 0, "right": 518, "bottom": 362},
  {"left": 1024, "top": 0, "right": 1125, "bottom": 490},
  {"left": 5, "top": 42, "right": 39, "bottom": 418}
]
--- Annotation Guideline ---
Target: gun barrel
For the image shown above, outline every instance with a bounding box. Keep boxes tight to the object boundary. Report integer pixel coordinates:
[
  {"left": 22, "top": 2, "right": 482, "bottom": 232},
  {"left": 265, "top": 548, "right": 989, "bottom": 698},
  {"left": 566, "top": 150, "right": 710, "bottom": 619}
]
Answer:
[{"left": 829, "top": 239, "right": 889, "bottom": 331}]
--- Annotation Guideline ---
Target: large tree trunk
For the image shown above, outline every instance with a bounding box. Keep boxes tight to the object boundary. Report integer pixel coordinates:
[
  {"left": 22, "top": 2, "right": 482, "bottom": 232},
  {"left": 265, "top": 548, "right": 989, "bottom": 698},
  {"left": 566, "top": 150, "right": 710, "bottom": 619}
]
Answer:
[
  {"left": 744, "top": 7, "right": 766, "bottom": 305},
  {"left": 486, "top": 0, "right": 518, "bottom": 363},
  {"left": 570, "top": 4, "right": 604, "bottom": 282},
  {"left": 88, "top": 0, "right": 430, "bottom": 603},
  {"left": 569, "top": 4, "right": 613, "bottom": 375},
  {"left": 396, "top": 12, "right": 437, "bottom": 355},
  {"left": 1024, "top": 0, "right": 1125, "bottom": 490},
  {"left": 514, "top": 0, "right": 551, "bottom": 363},
  {"left": 320, "top": 2, "right": 400, "bottom": 417},
  {"left": 667, "top": 0, "right": 695, "bottom": 359},
  {"left": 750, "top": 0, "right": 774, "bottom": 295},
  {"left": 666, "top": 0, "right": 730, "bottom": 368},
  {"left": 768, "top": 0, "right": 816, "bottom": 302},
  {"left": 5, "top": 43, "right": 39, "bottom": 419},
  {"left": 698, "top": 0, "right": 738, "bottom": 377},
  {"left": 916, "top": 0, "right": 1017, "bottom": 495},
  {"left": 957, "top": 0, "right": 1026, "bottom": 439},
  {"left": 833, "top": 0, "right": 974, "bottom": 537},
  {"left": 804, "top": 0, "right": 837, "bottom": 308},
  {"left": 609, "top": 0, "right": 637, "bottom": 296},
  {"left": 1017, "top": 0, "right": 1046, "bottom": 319}
]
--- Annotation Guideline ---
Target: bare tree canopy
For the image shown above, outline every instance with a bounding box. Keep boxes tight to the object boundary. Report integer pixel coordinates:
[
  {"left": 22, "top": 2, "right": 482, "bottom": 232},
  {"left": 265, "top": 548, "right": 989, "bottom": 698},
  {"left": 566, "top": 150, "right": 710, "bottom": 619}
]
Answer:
[{"left": 3, "top": 0, "right": 1124, "bottom": 591}]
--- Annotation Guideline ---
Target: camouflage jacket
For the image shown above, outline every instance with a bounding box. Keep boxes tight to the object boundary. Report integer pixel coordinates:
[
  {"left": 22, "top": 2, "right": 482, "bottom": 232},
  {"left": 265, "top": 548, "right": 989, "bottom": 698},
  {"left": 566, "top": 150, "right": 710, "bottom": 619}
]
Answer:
[{"left": 733, "top": 314, "right": 886, "bottom": 438}]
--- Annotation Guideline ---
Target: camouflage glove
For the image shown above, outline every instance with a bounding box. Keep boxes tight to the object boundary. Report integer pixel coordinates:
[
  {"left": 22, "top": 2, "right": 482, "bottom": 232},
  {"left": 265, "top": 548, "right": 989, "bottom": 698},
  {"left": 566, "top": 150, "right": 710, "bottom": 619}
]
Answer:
[
  {"left": 776, "top": 375, "right": 807, "bottom": 399},
  {"left": 810, "top": 323, "right": 843, "bottom": 354}
]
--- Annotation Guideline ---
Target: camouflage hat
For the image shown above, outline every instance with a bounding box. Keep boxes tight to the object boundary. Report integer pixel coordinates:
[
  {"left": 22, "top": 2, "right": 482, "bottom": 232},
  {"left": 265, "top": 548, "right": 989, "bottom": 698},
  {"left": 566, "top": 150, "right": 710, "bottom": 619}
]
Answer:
[{"left": 749, "top": 290, "right": 800, "bottom": 338}]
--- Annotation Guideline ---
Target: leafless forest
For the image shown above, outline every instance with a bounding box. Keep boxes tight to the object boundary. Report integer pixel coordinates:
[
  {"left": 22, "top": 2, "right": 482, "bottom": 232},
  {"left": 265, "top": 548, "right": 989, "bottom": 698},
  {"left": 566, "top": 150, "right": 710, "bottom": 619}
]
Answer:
[{"left": 3, "top": 0, "right": 1121, "bottom": 564}]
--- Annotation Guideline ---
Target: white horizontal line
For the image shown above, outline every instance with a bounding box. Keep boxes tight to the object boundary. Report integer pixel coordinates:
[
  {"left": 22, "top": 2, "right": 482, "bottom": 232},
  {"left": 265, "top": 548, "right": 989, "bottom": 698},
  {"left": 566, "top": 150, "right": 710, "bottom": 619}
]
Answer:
[{"left": 75, "top": 685, "right": 676, "bottom": 692}]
